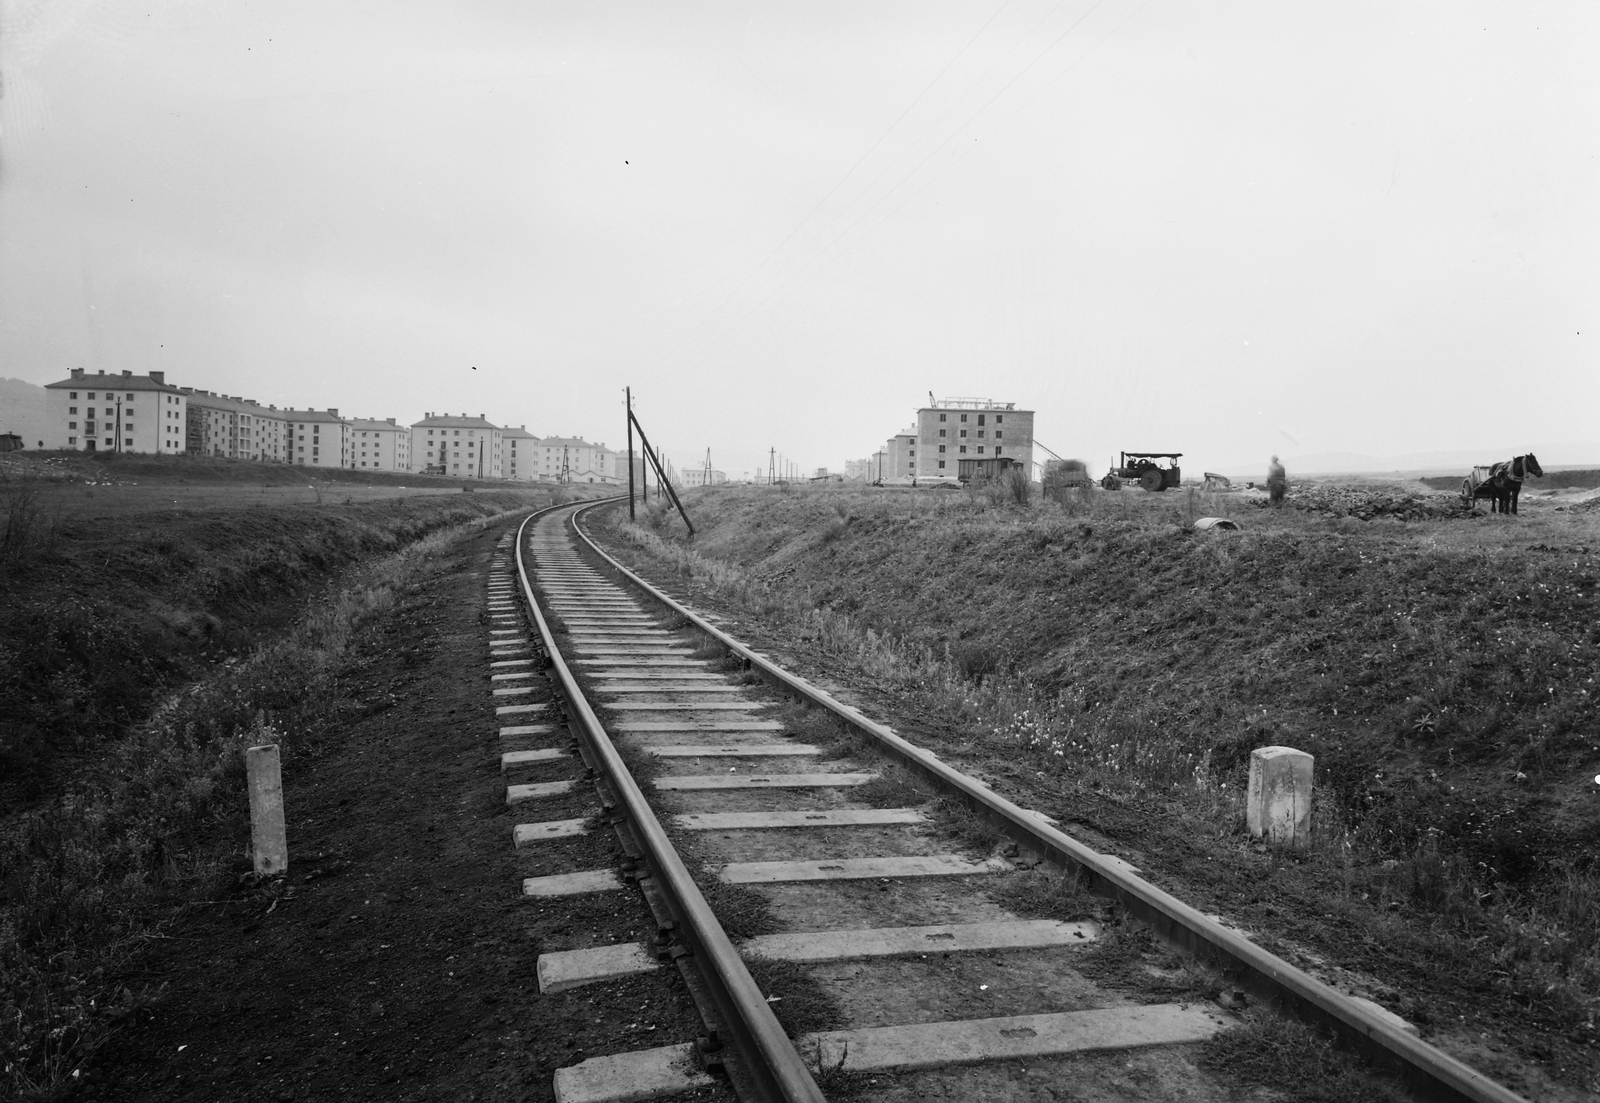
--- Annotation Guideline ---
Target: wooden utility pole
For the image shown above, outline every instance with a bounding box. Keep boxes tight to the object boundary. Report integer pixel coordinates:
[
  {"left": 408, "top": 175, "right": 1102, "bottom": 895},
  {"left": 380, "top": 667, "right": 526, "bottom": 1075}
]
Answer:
[
  {"left": 626, "top": 387, "right": 636, "bottom": 519},
  {"left": 627, "top": 404, "right": 693, "bottom": 535}
]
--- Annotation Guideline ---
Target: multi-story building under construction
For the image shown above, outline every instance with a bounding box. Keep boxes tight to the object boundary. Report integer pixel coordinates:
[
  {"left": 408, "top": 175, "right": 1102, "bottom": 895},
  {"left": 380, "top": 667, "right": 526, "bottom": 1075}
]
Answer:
[{"left": 910, "top": 397, "right": 1034, "bottom": 480}]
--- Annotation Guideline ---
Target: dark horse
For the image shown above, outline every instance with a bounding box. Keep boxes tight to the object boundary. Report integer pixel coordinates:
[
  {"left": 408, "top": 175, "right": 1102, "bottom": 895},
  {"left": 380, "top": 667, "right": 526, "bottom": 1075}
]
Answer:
[{"left": 1462, "top": 453, "right": 1543, "bottom": 514}]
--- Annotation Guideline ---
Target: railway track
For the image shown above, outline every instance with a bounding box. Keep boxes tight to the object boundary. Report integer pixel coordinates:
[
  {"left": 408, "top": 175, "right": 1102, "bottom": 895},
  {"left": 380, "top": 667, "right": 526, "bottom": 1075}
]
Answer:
[{"left": 494, "top": 501, "right": 1527, "bottom": 1103}]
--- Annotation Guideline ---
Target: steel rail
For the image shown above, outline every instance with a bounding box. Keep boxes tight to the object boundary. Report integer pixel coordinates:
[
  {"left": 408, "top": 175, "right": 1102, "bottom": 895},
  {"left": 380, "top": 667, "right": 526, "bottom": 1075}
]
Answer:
[
  {"left": 514, "top": 507, "right": 826, "bottom": 1103},
  {"left": 569, "top": 502, "right": 1528, "bottom": 1103}
]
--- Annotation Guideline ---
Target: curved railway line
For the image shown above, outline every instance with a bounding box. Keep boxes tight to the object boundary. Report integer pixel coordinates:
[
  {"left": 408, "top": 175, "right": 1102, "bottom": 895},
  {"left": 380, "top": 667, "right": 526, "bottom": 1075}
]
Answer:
[{"left": 490, "top": 500, "right": 1527, "bottom": 1103}]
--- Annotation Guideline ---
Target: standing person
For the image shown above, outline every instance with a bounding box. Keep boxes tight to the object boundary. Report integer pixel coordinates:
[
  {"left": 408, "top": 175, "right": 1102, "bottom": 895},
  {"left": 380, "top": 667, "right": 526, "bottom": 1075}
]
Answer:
[{"left": 1267, "top": 455, "right": 1287, "bottom": 508}]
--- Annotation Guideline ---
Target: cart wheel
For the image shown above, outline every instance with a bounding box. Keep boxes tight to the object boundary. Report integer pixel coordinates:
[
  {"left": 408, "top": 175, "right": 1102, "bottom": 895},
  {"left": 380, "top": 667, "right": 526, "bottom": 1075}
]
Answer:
[
  {"left": 1100, "top": 473, "right": 1121, "bottom": 490},
  {"left": 1140, "top": 469, "right": 1164, "bottom": 492}
]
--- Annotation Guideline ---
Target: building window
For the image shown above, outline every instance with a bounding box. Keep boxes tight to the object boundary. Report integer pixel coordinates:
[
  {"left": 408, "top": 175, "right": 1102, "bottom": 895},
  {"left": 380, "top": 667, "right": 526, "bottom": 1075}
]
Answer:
[
  {"left": 68, "top": 436, "right": 76, "bottom": 444},
  {"left": 978, "top": 446, "right": 985, "bottom": 454},
  {"left": 995, "top": 415, "right": 1003, "bottom": 424},
  {"left": 995, "top": 431, "right": 1003, "bottom": 439},
  {"left": 959, "top": 414, "right": 967, "bottom": 422},
  {"left": 959, "top": 430, "right": 967, "bottom": 438},
  {"left": 88, "top": 393, "right": 96, "bottom": 399},
  {"left": 995, "top": 447, "right": 1003, "bottom": 455},
  {"left": 69, "top": 406, "right": 77, "bottom": 414},
  {"left": 959, "top": 446, "right": 967, "bottom": 454},
  {"left": 938, "top": 444, "right": 945, "bottom": 453},
  {"left": 977, "top": 430, "right": 984, "bottom": 438},
  {"left": 977, "top": 414, "right": 985, "bottom": 426},
  {"left": 938, "top": 429, "right": 945, "bottom": 437},
  {"left": 70, "top": 392, "right": 78, "bottom": 400},
  {"left": 68, "top": 422, "right": 77, "bottom": 429}
]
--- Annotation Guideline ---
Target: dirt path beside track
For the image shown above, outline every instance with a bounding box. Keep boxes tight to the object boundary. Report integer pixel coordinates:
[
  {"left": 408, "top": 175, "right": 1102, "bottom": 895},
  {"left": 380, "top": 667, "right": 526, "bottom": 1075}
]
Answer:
[{"left": 82, "top": 520, "right": 699, "bottom": 1103}]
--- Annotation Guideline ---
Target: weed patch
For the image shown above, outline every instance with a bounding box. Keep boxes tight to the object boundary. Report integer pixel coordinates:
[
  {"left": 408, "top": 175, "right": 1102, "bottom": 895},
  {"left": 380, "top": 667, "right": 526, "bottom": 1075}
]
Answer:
[
  {"left": 852, "top": 764, "right": 934, "bottom": 810},
  {"left": 989, "top": 867, "right": 1101, "bottom": 922},
  {"left": 1199, "top": 1012, "right": 1406, "bottom": 1102}
]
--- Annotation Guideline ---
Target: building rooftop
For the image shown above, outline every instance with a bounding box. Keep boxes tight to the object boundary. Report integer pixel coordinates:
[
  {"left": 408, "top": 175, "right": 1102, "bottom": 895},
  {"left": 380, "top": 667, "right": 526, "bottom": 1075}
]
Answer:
[
  {"left": 182, "top": 389, "right": 279, "bottom": 416},
  {"left": 282, "top": 408, "right": 348, "bottom": 424},
  {"left": 922, "top": 397, "right": 1022, "bottom": 411},
  {"left": 47, "top": 369, "right": 180, "bottom": 393},
  {"left": 412, "top": 412, "right": 501, "bottom": 429}
]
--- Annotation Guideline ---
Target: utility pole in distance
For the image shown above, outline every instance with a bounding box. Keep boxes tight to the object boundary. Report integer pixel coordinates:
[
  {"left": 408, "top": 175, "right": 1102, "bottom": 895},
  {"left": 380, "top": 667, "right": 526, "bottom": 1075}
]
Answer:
[{"left": 626, "top": 387, "right": 636, "bottom": 519}]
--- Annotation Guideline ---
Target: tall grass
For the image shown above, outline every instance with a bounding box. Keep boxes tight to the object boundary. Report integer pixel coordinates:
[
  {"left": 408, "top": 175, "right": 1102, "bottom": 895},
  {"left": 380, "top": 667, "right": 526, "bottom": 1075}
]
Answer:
[
  {"left": 0, "top": 505, "right": 530, "bottom": 1098},
  {"left": 1, "top": 478, "right": 59, "bottom": 564}
]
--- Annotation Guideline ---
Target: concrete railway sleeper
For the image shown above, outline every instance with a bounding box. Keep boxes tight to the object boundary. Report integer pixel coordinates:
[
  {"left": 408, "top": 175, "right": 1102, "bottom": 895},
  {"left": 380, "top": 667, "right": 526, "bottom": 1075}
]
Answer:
[{"left": 497, "top": 502, "right": 1528, "bottom": 1103}]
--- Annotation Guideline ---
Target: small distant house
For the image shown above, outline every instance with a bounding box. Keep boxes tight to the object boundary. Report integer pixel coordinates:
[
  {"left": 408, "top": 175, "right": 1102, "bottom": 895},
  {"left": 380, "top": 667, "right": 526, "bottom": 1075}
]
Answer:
[{"left": 0, "top": 433, "right": 22, "bottom": 452}]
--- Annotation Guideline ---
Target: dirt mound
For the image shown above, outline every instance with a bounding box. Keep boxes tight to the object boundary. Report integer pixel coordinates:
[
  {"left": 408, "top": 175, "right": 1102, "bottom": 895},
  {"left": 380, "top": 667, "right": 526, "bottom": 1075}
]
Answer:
[{"left": 1257, "top": 483, "right": 1464, "bottom": 521}]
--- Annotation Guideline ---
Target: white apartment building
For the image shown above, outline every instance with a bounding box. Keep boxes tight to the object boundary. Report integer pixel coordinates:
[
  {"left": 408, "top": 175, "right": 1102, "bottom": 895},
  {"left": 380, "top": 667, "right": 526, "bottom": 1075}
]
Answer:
[
  {"left": 44, "top": 369, "right": 187, "bottom": 454},
  {"left": 881, "top": 427, "right": 917, "bottom": 480},
  {"left": 915, "top": 398, "right": 1033, "bottom": 479},
  {"left": 182, "top": 390, "right": 288, "bottom": 462},
  {"left": 183, "top": 391, "right": 239, "bottom": 458},
  {"left": 348, "top": 417, "right": 411, "bottom": 472},
  {"left": 680, "top": 467, "right": 727, "bottom": 488},
  {"left": 411, "top": 413, "right": 503, "bottom": 479},
  {"left": 241, "top": 400, "right": 290, "bottom": 462},
  {"left": 537, "top": 436, "right": 619, "bottom": 484},
  {"left": 284, "top": 408, "right": 351, "bottom": 468},
  {"left": 502, "top": 425, "right": 538, "bottom": 481}
]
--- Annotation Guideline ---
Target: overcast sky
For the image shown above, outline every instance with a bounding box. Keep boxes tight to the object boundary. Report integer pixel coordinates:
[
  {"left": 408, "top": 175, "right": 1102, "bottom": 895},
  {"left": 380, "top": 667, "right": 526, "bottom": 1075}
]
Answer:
[{"left": 2, "top": 1, "right": 1595, "bottom": 477}]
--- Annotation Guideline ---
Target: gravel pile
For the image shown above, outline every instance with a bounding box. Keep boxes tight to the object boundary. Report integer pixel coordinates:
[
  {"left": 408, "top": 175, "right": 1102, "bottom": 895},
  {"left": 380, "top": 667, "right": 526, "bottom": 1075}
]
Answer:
[{"left": 1249, "top": 483, "right": 1465, "bottom": 521}]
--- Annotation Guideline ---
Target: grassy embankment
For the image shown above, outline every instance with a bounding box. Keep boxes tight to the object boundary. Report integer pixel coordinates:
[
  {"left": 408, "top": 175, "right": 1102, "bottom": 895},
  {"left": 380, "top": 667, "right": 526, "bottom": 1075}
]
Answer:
[
  {"left": 0, "top": 465, "right": 566, "bottom": 1098},
  {"left": 601, "top": 483, "right": 1600, "bottom": 1089}
]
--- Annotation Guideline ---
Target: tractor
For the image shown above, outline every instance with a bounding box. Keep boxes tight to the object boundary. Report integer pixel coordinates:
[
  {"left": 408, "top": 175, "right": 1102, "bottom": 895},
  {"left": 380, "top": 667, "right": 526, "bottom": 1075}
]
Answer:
[{"left": 1101, "top": 452, "right": 1182, "bottom": 492}]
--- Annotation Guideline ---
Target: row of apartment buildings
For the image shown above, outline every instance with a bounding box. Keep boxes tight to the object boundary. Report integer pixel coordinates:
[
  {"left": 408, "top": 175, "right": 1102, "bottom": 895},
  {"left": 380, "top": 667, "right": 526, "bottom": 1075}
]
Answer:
[
  {"left": 41, "top": 368, "right": 625, "bottom": 483},
  {"left": 854, "top": 397, "right": 1036, "bottom": 483}
]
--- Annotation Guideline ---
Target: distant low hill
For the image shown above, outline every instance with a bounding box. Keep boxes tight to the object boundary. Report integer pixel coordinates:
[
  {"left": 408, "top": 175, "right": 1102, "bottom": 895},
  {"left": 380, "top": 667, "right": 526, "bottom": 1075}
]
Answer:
[
  {"left": 1420, "top": 469, "right": 1600, "bottom": 492},
  {"left": 0, "top": 377, "right": 49, "bottom": 448},
  {"left": 1207, "top": 444, "right": 1600, "bottom": 480}
]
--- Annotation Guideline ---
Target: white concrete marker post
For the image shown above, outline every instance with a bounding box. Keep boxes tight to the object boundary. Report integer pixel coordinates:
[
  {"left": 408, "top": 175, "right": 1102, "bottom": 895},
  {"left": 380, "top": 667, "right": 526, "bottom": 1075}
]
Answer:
[
  {"left": 246, "top": 744, "right": 288, "bottom": 876},
  {"left": 1247, "top": 746, "right": 1314, "bottom": 848}
]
